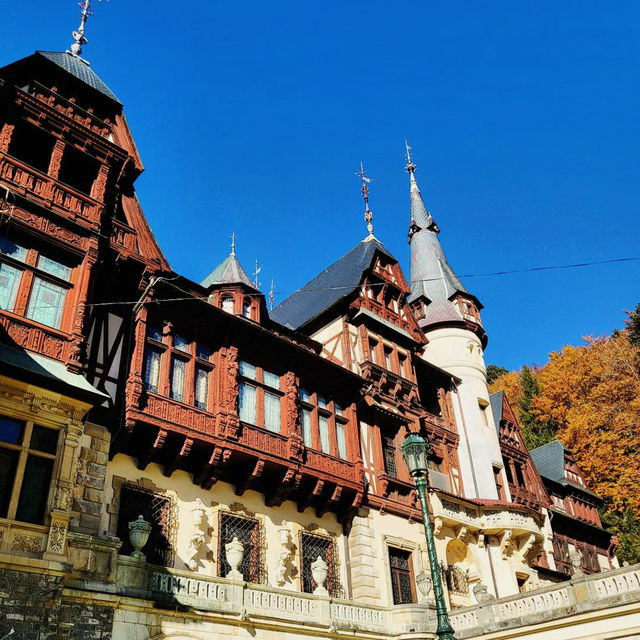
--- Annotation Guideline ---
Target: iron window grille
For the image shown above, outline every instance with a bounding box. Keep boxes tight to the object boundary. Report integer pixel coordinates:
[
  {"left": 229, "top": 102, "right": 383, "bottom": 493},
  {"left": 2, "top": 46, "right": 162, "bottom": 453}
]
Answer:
[
  {"left": 218, "top": 511, "right": 266, "bottom": 584},
  {"left": 117, "top": 485, "right": 173, "bottom": 567},
  {"left": 388, "top": 547, "right": 415, "bottom": 604},
  {"left": 382, "top": 435, "right": 398, "bottom": 478},
  {"left": 441, "top": 563, "right": 469, "bottom": 595},
  {"left": 300, "top": 531, "right": 343, "bottom": 598}
]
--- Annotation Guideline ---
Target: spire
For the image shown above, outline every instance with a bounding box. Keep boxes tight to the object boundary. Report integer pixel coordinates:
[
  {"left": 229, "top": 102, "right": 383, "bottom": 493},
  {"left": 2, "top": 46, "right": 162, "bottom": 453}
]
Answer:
[
  {"left": 405, "top": 140, "right": 436, "bottom": 235},
  {"left": 356, "top": 162, "right": 376, "bottom": 241},
  {"left": 406, "top": 143, "right": 483, "bottom": 333},
  {"left": 69, "top": 0, "right": 103, "bottom": 60},
  {"left": 230, "top": 231, "right": 236, "bottom": 256}
]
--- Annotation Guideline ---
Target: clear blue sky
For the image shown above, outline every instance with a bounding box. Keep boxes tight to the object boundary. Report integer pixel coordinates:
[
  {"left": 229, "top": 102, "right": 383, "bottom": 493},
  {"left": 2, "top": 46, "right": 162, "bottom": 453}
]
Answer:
[{"left": 2, "top": 2, "right": 639, "bottom": 370}]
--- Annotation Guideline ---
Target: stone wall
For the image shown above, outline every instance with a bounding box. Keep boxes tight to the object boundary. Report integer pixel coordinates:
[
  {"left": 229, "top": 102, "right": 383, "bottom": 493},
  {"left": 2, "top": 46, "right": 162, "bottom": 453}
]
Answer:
[{"left": 73, "top": 423, "right": 110, "bottom": 534}]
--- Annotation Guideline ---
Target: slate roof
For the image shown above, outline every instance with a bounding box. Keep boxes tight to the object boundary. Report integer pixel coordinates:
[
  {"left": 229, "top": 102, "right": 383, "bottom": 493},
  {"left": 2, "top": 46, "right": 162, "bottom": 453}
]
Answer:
[
  {"left": 407, "top": 170, "right": 478, "bottom": 329},
  {"left": 271, "top": 238, "right": 395, "bottom": 330},
  {"left": 201, "top": 253, "right": 255, "bottom": 289},
  {"left": 530, "top": 440, "right": 599, "bottom": 498},
  {"left": 489, "top": 391, "right": 505, "bottom": 433},
  {"left": 37, "top": 51, "right": 121, "bottom": 104}
]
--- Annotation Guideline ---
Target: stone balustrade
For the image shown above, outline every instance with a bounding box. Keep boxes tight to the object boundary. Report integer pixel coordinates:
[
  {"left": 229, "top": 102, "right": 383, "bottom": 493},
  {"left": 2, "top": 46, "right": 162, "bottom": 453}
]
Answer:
[
  {"left": 449, "top": 563, "right": 640, "bottom": 638},
  {"left": 109, "top": 557, "right": 640, "bottom": 639}
]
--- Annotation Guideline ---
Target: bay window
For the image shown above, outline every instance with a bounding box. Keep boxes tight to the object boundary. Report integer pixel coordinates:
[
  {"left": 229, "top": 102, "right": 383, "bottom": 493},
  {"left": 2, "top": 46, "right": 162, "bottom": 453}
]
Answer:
[
  {"left": 238, "top": 361, "right": 282, "bottom": 432},
  {"left": 299, "top": 390, "right": 349, "bottom": 459},
  {"left": 143, "top": 325, "right": 214, "bottom": 411},
  {"left": 0, "top": 236, "right": 73, "bottom": 330}
]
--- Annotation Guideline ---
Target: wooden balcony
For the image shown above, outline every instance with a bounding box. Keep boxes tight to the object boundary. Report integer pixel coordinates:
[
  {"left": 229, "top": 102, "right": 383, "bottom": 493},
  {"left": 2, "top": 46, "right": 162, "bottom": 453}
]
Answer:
[
  {"left": 123, "top": 391, "right": 363, "bottom": 520},
  {"left": 110, "top": 220, "right": 139, "bottom": 254},
  {"left": 28, "top": 81, "right": 113, "bottom": 139},
  {"left": 0, "top": 154, "right": 102, "bottom": 227}
]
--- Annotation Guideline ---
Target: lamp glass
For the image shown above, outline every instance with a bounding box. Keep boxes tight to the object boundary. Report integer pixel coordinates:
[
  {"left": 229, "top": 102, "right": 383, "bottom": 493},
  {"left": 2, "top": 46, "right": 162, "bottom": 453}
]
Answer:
[{"left": 401, "top": 434, "right": 428, "bottom": 476}]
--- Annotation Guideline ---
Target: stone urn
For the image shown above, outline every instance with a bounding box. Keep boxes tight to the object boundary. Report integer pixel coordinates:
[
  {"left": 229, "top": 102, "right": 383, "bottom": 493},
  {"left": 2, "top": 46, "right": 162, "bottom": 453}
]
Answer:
[
  {"left": 225, "top": 536, "right": 244, "bottom": 580},
  {"left": 416, "top": 571, "right": 432, "bottom": 602},
  {"left": 311, "top": 555, "right": 328, "bottom": 595},
  {"left": 128, "top": 515, "right": 152, "bottom": 561}
]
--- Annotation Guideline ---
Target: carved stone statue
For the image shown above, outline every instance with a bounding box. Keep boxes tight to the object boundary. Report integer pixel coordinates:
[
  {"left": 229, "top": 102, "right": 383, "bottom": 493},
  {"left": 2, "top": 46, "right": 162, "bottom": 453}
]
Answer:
[
  {"left": 274, "top": 521, "right": 293, "bottom": 586},
  {"left": 472, "top": 582, "right": 495, "bottom": 603},
  {"left": 185, "top": 498, "right": 207, "bottom": 572}
]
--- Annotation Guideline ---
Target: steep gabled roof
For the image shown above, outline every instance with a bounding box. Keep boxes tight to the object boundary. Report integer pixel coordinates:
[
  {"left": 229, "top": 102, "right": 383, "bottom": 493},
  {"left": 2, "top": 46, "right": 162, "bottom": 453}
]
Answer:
[
  {"left": 489, "top": 390, "right": 505, "bottom": 433},
  {"left": 530, "top": 440, "right": 599, "bottom": 498},
  {"left": 37, "top": 51, "right": 120, "bottom": 104},
  {"left": 271, "top": 238, "right": 395, "bottom": 330},
  {"left": 201, "top": 253, "right": 255, "bottom": 289}
]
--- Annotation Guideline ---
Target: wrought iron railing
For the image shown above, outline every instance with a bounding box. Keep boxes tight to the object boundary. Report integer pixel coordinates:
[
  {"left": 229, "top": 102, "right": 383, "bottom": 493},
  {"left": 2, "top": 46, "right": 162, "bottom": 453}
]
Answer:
[{"left": 441, "top": 563, "right": 469, "bottom": 595}]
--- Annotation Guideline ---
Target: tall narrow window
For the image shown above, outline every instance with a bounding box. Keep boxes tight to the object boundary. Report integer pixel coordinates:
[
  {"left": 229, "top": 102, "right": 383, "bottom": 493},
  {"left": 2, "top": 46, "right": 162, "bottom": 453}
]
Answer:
[
  {"left": 0, "top": 262, "right": 22, "bottom": 311},
  {"left": 318, "top": 414, "right": 330, "bottom": 453},
  {"left": 0, "top": 417, "right": 58, "bottom": 526},
  {"left": 238, "top": 361, "right": 282, "bottom": 432},
  {"left": 170, "top": 357, "right": 186, "bottom": 402},
  {"left": 117, "top": 485, "right": 172, "bottom": 567},
  {"left": 382, "top": 436, "right": 397, "bottom": 478},
  {"left": 221, "top": 296, "right": 234, "bottom": 313},
  {"left": 301, "top": 532, "right": 340, "bottom": 597},
  {"left": 384, "top": 346, "right": 393, "bottom": 371},
  {"left": 218, "top": 512, "right": 263, "bottom": 583},
  {"left": 336, "top": 422, "right": 347, "bottom": 460},
  {"left": 301, "top": 407, "right": 312, "bottom": 447},
  {"left": 194, "top": 366, "right": 209, "bottom": 410},
  {"left": 144, "top": 347, "right": 162, "bottom": 393},
  {"left": 389, "top": 547, "right": 415, "bottom": 604},
  {"left": 368, "top": 339, "right": 379, "bottom": 364}
]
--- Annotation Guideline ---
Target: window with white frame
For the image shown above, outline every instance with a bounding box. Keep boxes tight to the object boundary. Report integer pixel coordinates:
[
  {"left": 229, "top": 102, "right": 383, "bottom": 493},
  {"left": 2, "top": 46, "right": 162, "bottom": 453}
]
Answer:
[
  {"left": 143, "top": 325, "right": 214, "bottom": 410},
  {"left": 238, "top": 361, "right": 282, "bottom": 432},
  {"left": 298, "top": 390, "right": 349, "bottom": 459}
]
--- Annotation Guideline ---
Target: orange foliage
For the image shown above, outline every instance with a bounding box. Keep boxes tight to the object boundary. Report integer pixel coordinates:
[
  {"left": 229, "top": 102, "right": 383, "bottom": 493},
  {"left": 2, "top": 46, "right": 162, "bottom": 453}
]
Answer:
[
  {"left": 488, "top": 370, "right": 523, "bottom": 411},
  {"left": 534, "top": 333, "right": 640, "bottom": 516}
]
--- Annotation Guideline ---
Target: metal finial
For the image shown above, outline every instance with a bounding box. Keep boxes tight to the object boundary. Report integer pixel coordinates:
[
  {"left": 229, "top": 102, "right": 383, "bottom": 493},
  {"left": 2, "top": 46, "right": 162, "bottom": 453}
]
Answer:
[
  {"left": 253, "top": 259, "right": 262, "bottom": 289},
  {"left": 269, "top": 279, "right": 275, "bottom": 311},
  {"left": 230, "top": 231, "right": 236, "bottom": 256},
  {"left": 356, "top": 162, "right": 374, "bottom": 239},
  {"left": 69, "top": 0, "right": 105, "bottom": 59},
  {"left": 405, "top": 139, "right": 417, "bottom": 175}
]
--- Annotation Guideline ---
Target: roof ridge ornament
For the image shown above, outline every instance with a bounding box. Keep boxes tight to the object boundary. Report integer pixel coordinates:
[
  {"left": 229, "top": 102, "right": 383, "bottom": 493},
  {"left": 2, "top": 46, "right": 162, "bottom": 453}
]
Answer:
[
  {"left": 405, "top": 139, "right": 417, "bottom": 179},
  {"left": 68, "top": 0, "right": 105, "bottom": 61},
  {"left": 356, "top": 162, "right": 376, "bottom": 242},
  {"left": 230, "top": 231, "right": 236, "bottom": 256}
]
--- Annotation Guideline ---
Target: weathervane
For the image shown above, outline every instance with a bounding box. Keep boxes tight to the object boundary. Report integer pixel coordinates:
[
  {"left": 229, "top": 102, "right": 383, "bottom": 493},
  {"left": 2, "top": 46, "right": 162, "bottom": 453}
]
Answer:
[
  {"left": 405, "top": 139, "right": 417, "bottom": 175},
  {"left": 269, "top": 279, "right": 275, "bottom": 311},
  {"left": 253, "top": 259, "right": 262, "bottom": 289},
  {"left": 356, "top": 162, "right": 375, "bottom": 239},
  {"left": 69, "top": 0, "right": 105, "bottom": 59}
]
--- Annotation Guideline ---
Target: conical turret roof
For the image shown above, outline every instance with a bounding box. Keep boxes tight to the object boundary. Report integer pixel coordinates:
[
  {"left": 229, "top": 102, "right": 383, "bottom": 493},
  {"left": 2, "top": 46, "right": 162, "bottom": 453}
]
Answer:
[
  {"left": 406, "top": 156, "right": 480, "bottom": 329},
  {"left": 201, "top": 253, "right": 255, "bottom": 289}
]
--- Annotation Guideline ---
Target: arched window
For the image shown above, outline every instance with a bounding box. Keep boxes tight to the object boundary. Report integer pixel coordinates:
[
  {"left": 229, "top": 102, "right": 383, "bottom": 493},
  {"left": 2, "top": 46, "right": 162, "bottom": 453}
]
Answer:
[
  {"left": 221, "top": 296, "right": 234, "bottom": 313},
  {"left": 243, "top": 299, "right": 252, "bottom": 319}
]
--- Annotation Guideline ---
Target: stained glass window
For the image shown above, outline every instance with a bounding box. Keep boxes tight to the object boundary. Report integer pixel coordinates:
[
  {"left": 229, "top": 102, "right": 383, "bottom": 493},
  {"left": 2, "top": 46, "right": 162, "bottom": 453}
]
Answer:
[
  {"left": 144, "top": 347, "right": 162, "bottom": 393},
  {"left": 170, "top": 357, "right": 186, "bottom": 402},
  {"left": 26, "top": 277, "right": 66, "bottom": 328},
  {"left": 264, "top": 392, "right": 281, "bottom": 433},
  {"left": 0, "top": 263, "right": 22, "bottom": 311},
  {"left": 195, "top": 366, "right": 209, "bottom": 410}
]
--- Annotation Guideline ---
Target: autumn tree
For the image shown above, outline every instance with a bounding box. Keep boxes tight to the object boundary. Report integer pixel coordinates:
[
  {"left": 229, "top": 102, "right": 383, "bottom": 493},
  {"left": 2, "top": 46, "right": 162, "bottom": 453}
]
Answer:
[{"left": 487, "top": 364, "right": 508, "bottom": 384}]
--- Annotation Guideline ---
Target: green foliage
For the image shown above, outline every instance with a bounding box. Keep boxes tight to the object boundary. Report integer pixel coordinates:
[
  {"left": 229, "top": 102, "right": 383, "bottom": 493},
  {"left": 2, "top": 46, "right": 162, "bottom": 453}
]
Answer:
[
  {"left": 517, "top": 366, "right": 556, "bottom": 450},
  {"left": 625, "top": 302, "right": 640, "bottom": 349},
  {"left": 600, "top": 507, "right": 640, "bottom": 565},
  {"left": 486, "top": 364, "right": 508, "bottom": 384}
]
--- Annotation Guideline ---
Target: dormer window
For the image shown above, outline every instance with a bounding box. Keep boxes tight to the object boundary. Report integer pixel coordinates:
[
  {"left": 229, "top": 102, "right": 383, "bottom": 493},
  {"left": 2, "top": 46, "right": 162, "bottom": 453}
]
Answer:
[{"left": 221, "top": 296, "right": 234, "bottom": 314}]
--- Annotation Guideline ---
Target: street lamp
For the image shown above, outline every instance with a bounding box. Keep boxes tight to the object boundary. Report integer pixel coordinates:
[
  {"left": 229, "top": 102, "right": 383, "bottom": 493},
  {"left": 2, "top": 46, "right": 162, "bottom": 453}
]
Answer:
[{"left": 401, "top": 433, "right": 457, "bottom": 640}]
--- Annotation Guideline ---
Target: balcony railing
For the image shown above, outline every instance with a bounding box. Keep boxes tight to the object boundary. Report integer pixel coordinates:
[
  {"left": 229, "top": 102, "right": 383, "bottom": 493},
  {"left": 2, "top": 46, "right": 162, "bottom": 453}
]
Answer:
[{"left": 0, "top": 154, "right": 102, "bottom": 226}]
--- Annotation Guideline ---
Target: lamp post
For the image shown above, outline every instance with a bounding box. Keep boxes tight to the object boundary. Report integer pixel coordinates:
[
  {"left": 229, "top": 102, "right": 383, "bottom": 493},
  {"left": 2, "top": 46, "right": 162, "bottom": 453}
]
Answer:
[{"left": 401, "top": 433, "right": 457, "bottom": 640}]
